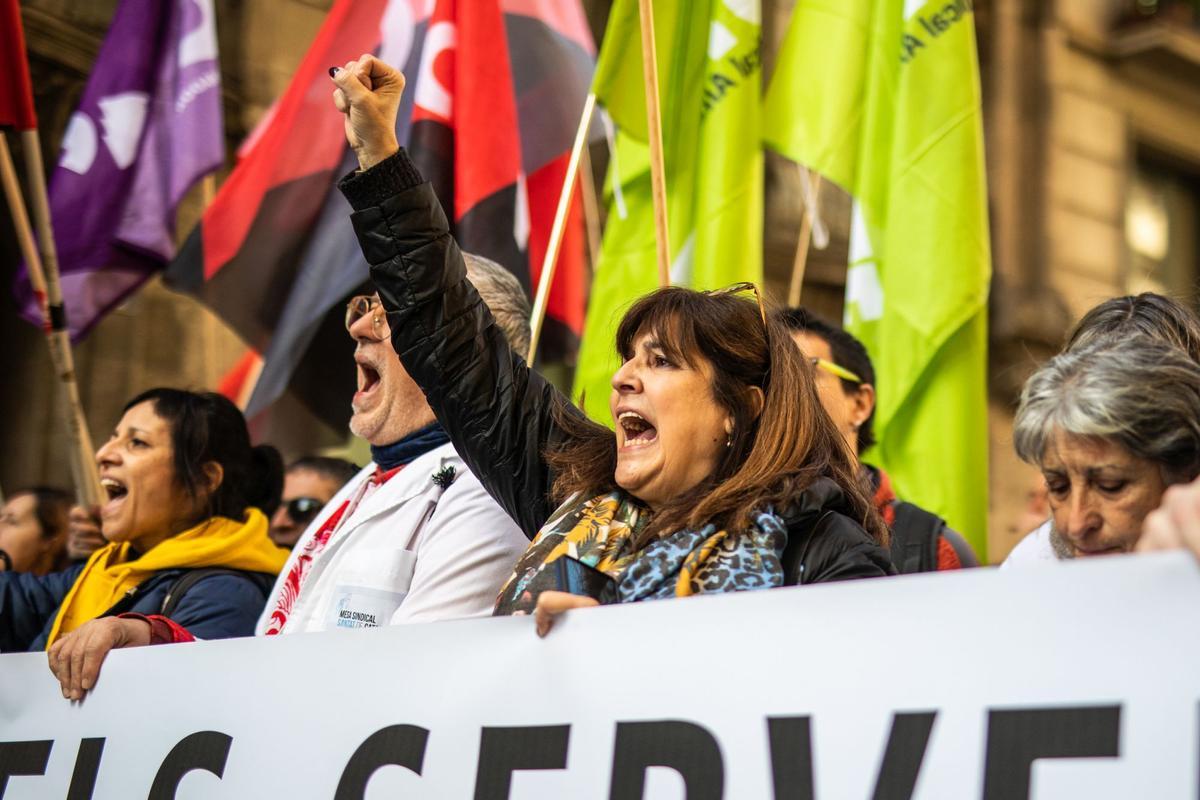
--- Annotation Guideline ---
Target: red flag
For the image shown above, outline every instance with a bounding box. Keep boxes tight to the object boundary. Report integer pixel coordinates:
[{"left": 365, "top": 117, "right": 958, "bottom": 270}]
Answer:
[
  {"left": 408, "top": 0, "right": 592, "bottom": 362},
  {"left": 0, "top": 0, "right": 37, "bottom": 130},
  {"left": 170, "top": 0, "right": 594, "bottom": 435}
]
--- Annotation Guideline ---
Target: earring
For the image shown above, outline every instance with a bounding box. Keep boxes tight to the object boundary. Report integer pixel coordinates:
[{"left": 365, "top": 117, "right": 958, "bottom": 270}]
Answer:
[{"left": 726, "top": 432, "right": 733, "bottom": 447}]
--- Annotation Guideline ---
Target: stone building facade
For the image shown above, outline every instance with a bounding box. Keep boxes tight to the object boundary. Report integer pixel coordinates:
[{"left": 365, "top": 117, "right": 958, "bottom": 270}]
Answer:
[
  {"left": 3, "top": 0, "right": 1198, "bottom": 562},
  {"left": 981, "top": 0, "right": 1200, "bottom": 559},
  {"left": 762, "top": 0, "right": 1200, "bottom": 560}
]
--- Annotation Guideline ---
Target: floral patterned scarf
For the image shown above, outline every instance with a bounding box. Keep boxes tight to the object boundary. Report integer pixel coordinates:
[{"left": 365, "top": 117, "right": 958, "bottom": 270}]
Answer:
[{"left": 493, "top": 491, "right": 787, "bottom": 616}]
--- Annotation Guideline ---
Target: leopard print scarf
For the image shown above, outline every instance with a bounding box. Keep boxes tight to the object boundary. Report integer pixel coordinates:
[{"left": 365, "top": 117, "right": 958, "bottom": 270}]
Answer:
[{"left": 493, "top": 491, "right": 787, "bottom": 616}]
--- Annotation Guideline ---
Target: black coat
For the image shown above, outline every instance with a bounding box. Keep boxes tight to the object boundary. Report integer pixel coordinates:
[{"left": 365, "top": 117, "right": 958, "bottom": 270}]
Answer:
[{"left": 340, "top": 149, "right": 894, "bottom": 586}]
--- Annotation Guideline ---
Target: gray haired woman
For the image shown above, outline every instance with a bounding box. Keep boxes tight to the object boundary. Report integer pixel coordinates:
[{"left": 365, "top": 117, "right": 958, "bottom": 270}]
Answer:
[
  {"left": 1066, "top": 292, "right": 1200, "bottom": 362},
  {"left": 1002, "top": 335, "right": 1200, "bottom": 566}
]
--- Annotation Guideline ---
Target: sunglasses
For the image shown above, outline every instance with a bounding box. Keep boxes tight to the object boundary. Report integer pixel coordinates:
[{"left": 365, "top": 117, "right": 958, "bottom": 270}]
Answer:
[
  {"left": 809, "top": 357, "right": 863, "bottom": 384},
  {"left": 345, "top": 295, "right": 386, "bottom": 336},
  {"left": 284, "top": 497, "right": 325, "bottom": 525},
  {"left": 704, "top": 281, "right": 768, "bottom": 327}
]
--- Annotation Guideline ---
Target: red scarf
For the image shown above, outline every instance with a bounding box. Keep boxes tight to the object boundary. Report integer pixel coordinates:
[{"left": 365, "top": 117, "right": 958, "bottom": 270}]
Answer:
[
  {"left": 264, "top": 465, "right": 403, "bottom": 635},
  {"left": 870, "top": 466, "right": 898, "bottom": 528}
]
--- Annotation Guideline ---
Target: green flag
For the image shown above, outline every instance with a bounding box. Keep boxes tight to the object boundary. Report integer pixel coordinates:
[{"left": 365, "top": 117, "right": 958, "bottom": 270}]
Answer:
[
  {"left": 572, "top": 0, "right": 764, "bottom": 421},
  {"left": 763, "top": 0, "right": 991, "bottom": 557}
]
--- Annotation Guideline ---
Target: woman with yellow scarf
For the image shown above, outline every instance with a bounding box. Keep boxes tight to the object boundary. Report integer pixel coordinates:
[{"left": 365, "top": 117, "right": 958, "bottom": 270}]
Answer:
[{"left": 0, "top": 389, "right": 289, "bottom": 697}]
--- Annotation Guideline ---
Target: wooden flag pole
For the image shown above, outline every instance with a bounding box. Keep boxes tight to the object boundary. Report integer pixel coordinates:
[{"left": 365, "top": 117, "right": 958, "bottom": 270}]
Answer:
[
  {"left": 5, "top": 130, "right": 104, "bottom": 508},
  {"left": 526, "top": 92, "right": 596, "bottom": 364},
  {"left": 200, "top": 173, "right": 216, "bottom": 208},
  {"left": 787, "top": 170, "right": 823, "bottom": 308},
  {"left": 638, "top": 0, "right": 671, "bottom": 286},
  {"left": 578, "top": 138, "right": 602, "bottom": 269}
]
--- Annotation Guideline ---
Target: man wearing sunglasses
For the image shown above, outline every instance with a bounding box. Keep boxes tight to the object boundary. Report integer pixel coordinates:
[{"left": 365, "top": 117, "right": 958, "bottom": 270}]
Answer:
[
  {"left": 269, "top": 457, "right": 360, "bottom": 549},
  {"left": 781, "top": 308, "right": 979, "bottom": 573}
]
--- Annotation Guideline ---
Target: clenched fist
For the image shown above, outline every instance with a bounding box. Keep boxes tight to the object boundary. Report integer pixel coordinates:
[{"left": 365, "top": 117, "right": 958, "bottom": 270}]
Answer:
[{"left": 330, "top": 54, "right": 405, "bottom": 170}]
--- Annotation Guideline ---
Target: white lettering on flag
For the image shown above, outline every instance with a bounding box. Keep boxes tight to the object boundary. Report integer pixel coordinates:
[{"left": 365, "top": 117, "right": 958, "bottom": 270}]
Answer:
[
  {"left": 846, "top": 262, "right": 884, "bottom": 323},
  {"left": 904, "top": 0, "right": 927, "bottom": 20},
  {"left": 59, "top": 113, "right": 98, "bottom": 175},
  {"left": 845, "top": 201, "right": 883, "bottom": 323},
  {"left": 671, "top": 231, "right": 695, "bottom": 286},
  {"left": 379, "top": 0, "right": 416, "bottom": 76},
  {"left": 722, "top": 0, "right": 761, "bottom": 25},
  {"left": 62, "top": 93, "right": 151, "bottom": 175},
  {"left": 708, "top": 21, "right": 738, "bottom": 60},
  {"left": 414, "top": 21, "right": 456, "bottom": 120},
  {"left": 97, "top": 93, "right": 149, "bottom": 170},
  {"left": 177, "top": 0, "right": 217, "bottom": 68},
  {"left": 514, "top": 171, "right": 530, "bottom": 252}
]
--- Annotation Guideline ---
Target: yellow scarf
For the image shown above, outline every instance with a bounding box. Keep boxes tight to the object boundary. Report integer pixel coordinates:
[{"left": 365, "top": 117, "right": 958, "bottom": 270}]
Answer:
[{"left": 46, "top": 508, "right": 287, "bottom": 648}]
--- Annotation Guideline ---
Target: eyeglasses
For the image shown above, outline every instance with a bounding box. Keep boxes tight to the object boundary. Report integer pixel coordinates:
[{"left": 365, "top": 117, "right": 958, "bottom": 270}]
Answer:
[
  {"left": 809, "top": 357, "right": 862, "bottom": 384},
  {"left": 284, "top": 497, "right": 325, "bottom": 526},
  {"left": 705, "top": 281, "right": 767, "bottom": 327},
  {"left": 345, "top": 295, "right": 386, "bottom": 337}
]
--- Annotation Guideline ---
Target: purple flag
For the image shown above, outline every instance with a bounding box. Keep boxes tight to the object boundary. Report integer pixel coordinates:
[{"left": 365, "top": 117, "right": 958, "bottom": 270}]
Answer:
[{"left": 14, "top": 0, "right": 224, "bottom": 340}]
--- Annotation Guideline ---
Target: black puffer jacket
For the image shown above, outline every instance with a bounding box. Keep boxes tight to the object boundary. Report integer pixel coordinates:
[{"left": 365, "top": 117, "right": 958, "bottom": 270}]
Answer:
[{"left": 340, "top": 149, "right": 893, "bottom": 586}]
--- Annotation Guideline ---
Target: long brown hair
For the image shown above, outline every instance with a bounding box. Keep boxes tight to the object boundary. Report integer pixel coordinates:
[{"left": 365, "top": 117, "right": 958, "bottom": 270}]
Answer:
[{"left": 546, "top": 287, "right": 887, "bottom": 546}]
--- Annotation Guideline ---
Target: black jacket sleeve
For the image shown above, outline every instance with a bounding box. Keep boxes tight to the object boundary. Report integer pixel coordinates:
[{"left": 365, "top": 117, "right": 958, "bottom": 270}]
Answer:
[
  {"left": 798, "top": 513, "right": 895, "bottom": 583},
  {"left": 779, "top": 478, "right": 895, "bottom": 584},
  {"left": 339, "top": 149, "right": 579, "bottom": 539}
]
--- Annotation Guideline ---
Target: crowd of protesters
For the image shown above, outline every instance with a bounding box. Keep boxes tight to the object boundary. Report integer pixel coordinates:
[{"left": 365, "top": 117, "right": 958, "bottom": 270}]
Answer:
[{"left": 3, "top": 56, "right": 1200, "bottom": 700}]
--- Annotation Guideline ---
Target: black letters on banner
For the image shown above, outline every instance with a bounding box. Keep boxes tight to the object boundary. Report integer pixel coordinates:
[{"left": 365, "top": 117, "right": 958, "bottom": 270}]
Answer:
[
  {"left": 767, "top": 712, "right": 936, "bottom": 800},
  {"left": 146, "top": 731, "right": 233, "bottom": 800},
  {"left": 767, "top": 716, "right": 815, "bottom": 800},
  {"left": 66, "top": 738, "right": 106, "bottom": 800},
  {"left": 982, "top": 705, "right": 1121, "bottom": 800},
  {"left": 472, "top": 725, "right": 570, "bottom": 800},
  {"left": 0, "top": 740, "right": 53, "bottom": 795},
  {"left": 872, "top": 712, "right": 937, "bottom": 800},
  {"left": 609, "top": 720, "right": 723, "bottom": 800},
  {"left": 334, "top": 724, "right": 429, "bottom": 800}
]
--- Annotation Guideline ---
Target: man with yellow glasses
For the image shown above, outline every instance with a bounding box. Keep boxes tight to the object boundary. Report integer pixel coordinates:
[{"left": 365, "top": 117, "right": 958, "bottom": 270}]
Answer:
[{"left": 781, "top": 308, "right": 979, "bottom": 573}]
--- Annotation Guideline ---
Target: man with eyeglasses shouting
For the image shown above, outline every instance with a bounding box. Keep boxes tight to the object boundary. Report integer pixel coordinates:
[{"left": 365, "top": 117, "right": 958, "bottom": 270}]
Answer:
[
  {"left": 268, "top": 457, "right": 360, "bottom": 549},
  {"left": 247, "top": 259, "right": 532, "bottom": 635},
  {"left": 781, "top": 308, "right": 979, "bottom": 573},
  {"left": 66, "top": 258, "right": 534, "bottom": 669}
]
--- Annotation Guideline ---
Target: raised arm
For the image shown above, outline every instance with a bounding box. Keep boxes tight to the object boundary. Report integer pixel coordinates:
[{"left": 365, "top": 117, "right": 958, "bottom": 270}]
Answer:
[{"left": 331, "top": 55, "right": 583, "bottom": 537}]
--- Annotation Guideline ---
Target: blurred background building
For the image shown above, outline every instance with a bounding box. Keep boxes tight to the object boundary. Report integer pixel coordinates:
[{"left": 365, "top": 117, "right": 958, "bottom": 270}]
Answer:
[{"left": 2, "top": 0, "right": 1199, "bottom": 561}]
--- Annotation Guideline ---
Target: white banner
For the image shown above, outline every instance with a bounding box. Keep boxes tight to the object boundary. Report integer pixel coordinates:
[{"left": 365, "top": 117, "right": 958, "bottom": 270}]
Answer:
[{"left": 1, "top": 553, "right": 1198, "bottom": 799}]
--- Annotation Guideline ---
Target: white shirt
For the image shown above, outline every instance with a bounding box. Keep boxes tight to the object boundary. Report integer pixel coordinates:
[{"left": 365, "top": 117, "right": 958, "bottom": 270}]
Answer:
[
  {"left": 257, "top": 442, "right": 529, "bottom": 634},
  {"left": 1000, "top": 520, "right": 1060, "bottom": 569}
]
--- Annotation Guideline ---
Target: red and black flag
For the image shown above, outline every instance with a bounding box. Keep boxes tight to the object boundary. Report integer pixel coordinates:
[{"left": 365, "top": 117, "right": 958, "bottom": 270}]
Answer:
[{"left": 165, "top": 0, "right": 594, "bottom": 430}]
